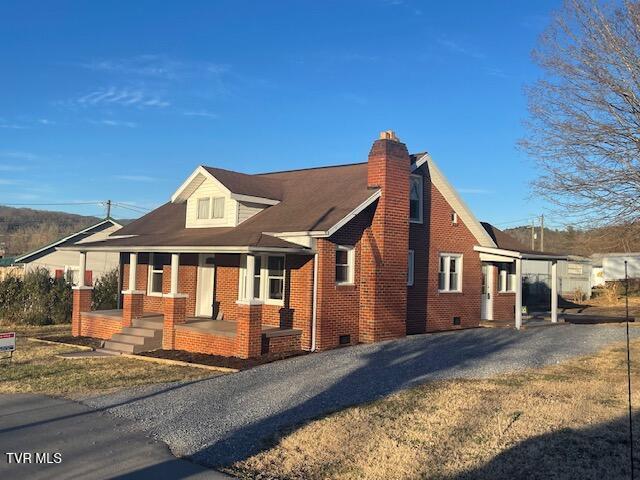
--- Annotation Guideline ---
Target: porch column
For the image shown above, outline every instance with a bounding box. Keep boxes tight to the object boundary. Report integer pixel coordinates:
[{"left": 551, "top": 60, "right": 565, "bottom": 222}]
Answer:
[
  {"left": 245, "top": 254, "right": 256, "bottom": 300},
  {"left": 235, "top": 299, "right": 263, "bottom": 358},
  {"left": 163, "top": 253, "right": 187, "bottom": 349},
  {"left": 551, "top": 260, "right": 558, "bottom": 323},
  {"left": 514, "top": 258, "right": 523, "bottom": 330},
  {"left": 72, "top": 251, "right": 93, "bottom": 337},
  {"left": 122, "top": 252, "right": 144, "bottom": 328}
]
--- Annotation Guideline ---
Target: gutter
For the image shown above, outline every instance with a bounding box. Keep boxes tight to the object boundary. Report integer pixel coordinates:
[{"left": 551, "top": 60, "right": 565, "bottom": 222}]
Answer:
[{"left": 311, "top": 252, "right": 319, "bottom": 352}]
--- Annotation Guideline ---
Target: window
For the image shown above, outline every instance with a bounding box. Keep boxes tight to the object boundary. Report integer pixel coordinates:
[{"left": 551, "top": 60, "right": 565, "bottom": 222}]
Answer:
[
  {"left": 335, "top": 246, "right": 355, "bottom": 284},
  {"left": 65, "top": 267, "right": 80, "bottom": 286},
  {"left": 212, "top": 197, "right": 225, "bottom": 219},
  {"left": 197, "top": 198, "right": 210, "bottom": 219},
  {"left": 407, "top": 250, "right": 415, "bottom": 286},
  {"left": 267, "top": 256, "right": 284, "bottom": 301},
  {"left": 438, "top": 254, "right": 462, "bottom": 292},
  {"left": 409, "top": 174, "right": 423, "bottom": 223},
  {"left": 148, "top": 253, "right": 166, "bottom": 296},
  {"left": 451, "top": 212, "right": 458, "bottom": 224},
  {"left": 498, "top": 263, "right": 516, "bottom": 292},
  {"left": 567, "top": 263, "right": 583, "bottom": 275},
  {"left": 253, "top": 256, "right": 262, "bottom": 299},
  {"left": 239, "top": 254, "right": 286, "bottom": 304}
]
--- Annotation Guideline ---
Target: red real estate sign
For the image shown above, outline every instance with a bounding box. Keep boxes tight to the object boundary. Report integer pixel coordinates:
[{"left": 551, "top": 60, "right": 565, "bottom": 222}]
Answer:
[{"left": 0, "top": 332, "right": 16, "bottom": 352}]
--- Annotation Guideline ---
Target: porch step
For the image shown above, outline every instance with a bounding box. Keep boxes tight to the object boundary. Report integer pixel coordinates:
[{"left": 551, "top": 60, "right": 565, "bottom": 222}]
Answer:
[
  {"left": 103, "top": 340, "right": 137, "bottom": 354},
  {"left": 132, "top": 318, "right": 164, "bottom": 330},
  {"left": 122, "top": 326, "right": 159, "bottom": 338},
  {"left": 111, "top": 333, "right": 147, "bottom": 345}
]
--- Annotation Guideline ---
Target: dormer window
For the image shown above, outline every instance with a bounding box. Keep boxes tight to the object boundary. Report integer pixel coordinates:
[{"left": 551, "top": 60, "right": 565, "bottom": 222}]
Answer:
[
  {"left": 409, "top": 174, "right": 423, "bottom": 223},
  {"left": 197, "top": 198, "right": 210, "bottom": 219},
  {"left": 196, "top": 196, "right": 225, "bottom": 220}
]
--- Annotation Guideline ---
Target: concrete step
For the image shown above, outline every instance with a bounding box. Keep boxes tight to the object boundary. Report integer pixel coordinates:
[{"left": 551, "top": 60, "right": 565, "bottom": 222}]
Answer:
[
  {"left": 103, "top": 340, "right": 136, "bottom": 354},
  {"left": 121, "top": 326, "right": 159, "bottom": 338},
  {"left": 95, "top": 348, "right": 122, "bottom": 356},
  {"left": 111, "top": 333, "right": 147, "bottom": 345},
  {"left": 132, "top": 318, "right": 163, "bottom": 330}
]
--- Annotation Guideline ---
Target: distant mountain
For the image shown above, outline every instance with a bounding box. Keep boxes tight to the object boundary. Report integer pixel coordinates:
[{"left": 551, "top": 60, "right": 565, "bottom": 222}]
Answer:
[
  {"left": 0, "top": 205, "right": 133, "bottom": 257},
  {"left": 504, "top": 223, "right": 640, "bottom": 256}
]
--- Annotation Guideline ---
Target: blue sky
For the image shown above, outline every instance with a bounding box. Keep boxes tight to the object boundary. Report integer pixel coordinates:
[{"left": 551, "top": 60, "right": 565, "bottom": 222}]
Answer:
[{"left": 0, "top": 0, "right": 561, "bottom": 228}]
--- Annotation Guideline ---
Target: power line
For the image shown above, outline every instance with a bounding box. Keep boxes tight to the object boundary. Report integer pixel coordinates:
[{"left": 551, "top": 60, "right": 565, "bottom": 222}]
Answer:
[
  {"left": 111, "top": 203, "right": 149, "bottom": 214},
  {"left": 1, "top": 202, "right": 100, "bottom": 207}
]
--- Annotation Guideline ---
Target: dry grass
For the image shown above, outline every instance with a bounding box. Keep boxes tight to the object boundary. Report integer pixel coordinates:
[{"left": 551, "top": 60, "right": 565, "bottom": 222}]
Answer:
[
  {"left": 574, "top": 296, "right": 640, "bottom": 317},
  {"left": 0, "top": 325, "right": 216, "bottom": 397},
  {"left": 229, "top": 337, "right": 640, "bottom": 480}
]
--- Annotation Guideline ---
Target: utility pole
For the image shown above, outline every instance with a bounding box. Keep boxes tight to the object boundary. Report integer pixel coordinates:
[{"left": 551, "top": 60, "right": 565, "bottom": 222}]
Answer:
[
  {"left": 531, "top": 221, "right": 535, "bottom": 250},
  {"left": 106, "top": 200, "right": 112, "bottom": 219},
  {"left": 540, "top": 214, "right": 545, "bottom": 252}
]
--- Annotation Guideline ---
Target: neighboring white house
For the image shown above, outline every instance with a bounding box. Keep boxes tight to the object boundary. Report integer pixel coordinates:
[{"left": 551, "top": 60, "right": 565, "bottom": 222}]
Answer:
[
  {"left": 15, "top": 219, "right": 122, "bottom": 285},
  {"left": 522, "top": 255, "right": 593, "bottom": 300},
  {"left": 591, "top": 252, "right": 640, "bottom": 282}
]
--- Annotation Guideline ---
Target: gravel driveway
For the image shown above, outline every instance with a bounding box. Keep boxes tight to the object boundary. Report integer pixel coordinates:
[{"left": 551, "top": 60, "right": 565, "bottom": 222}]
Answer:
[{"left": 83, "top": 324, "right": 639, "bottom": 469}]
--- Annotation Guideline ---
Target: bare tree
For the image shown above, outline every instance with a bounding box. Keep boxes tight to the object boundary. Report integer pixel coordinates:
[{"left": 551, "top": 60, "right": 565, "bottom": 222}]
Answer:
[{"left": 521, "top": 0, "right": 640, "bottom": 228}]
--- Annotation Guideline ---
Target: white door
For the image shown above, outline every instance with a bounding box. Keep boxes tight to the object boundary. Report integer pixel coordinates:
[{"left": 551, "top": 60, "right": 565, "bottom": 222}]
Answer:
[
  {"left": 196, "top": 254, "right": 216, "bottom": 317},
  {"left": 481, "top": 264, "right": 494, "bottom": 320}
]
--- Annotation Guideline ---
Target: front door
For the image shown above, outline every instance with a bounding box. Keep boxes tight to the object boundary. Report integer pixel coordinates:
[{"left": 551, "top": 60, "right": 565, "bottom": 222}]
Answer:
[
  {"left": 196, "top": 254, "right": 216, "bottom": 318},
  {"left": 481, "top": 264, "right": 494, "bottom": 320}
]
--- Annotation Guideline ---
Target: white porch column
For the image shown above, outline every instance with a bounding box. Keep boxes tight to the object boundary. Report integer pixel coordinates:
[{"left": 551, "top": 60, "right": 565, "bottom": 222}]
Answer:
[
  {"left": 551, "top": 260, "right": 558, "bottom": 323},
  {"left": 515, "top": 257, "right": 523, "bottom": 330},
  {"left": 129, "top": 252, "right": 138, "bottom": 291},
  {"left": 170, "top": 253, "right": 180, "bottom": 295},
  {"left": 78, "top": 251, "right": 87, "bottom": 287},
  {"left": 245, "top": 254, "right": 255, "bottom": 300}
]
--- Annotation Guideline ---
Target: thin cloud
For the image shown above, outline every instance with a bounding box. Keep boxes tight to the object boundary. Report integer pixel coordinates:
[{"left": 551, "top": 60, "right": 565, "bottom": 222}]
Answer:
[
  {"left": 0, "top": 164, "right": 28, "bottom": 172},
  {"left": 0, "top": 151, "right": 40, "bottom": 161},
  {"left": 0, "top": 121, "right": 27, "bottom": 129},
  {"left": 90, "top": 119, "right": 138, "bottom": 128},
  {"left": 113, "top": 175, "right": 157, "bottom": 182},
  {"left": 183, "top": 110, "right": 219, "bottom": 119},
  {"left": 76, "top": 87, "right": 170, "bottom": 108},
  {"left": 38, "top": 119, "right": 56, "bottom": 125},
  {"left": 0, "top": 179, "right": 19, "bottom": 185},
  {"left": 437, "top": 37, "right": 486, "bottom": 60}
]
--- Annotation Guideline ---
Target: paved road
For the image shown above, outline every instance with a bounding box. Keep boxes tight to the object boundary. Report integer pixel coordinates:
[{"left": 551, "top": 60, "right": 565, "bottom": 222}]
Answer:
[
  {"left": 0, "top": 394, "right": 229, "bottom": 479},
  {"left": 82, "top": 324, "right": 640, "bottom": 468}
]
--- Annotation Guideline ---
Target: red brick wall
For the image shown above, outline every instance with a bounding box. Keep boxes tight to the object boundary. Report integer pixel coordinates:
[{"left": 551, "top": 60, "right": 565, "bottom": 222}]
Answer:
[
  {"left": 80, "top": 313, "right": 122, "bottom": 339},
  {"left": 360, "top": 138, "right": 409, "bottom": 342},
  {"left": 263, "top": 333, "right": 302, "bottom": 354},
  {"left": 213, "top": 254, "right": 240, "bottom": 321},
  {"left": 414, "top": 171, "right": 482, "bottom": 332},
  {"left": 174, "top": 328, "right": 237, "bottom": 356},
  {"left": 492, "top": 265, "right": 516, "bottom": 320}
]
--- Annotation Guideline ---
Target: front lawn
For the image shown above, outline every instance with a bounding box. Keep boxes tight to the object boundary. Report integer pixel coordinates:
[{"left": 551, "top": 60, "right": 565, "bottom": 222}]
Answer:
[
  {"left": 0, "top": 324, "right": 217, "bottom": 397},
  {"left": 229, "top": 334, "right": 640, "bottom": 479}
]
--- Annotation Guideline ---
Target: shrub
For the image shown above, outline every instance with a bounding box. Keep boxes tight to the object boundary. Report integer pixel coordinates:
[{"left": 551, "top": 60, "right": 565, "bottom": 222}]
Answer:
[
  {"left": 92, "top": 268, "right": 119, "bottom": 311},
  {"left": 0, "top": 267, "right": 73, "bottom": 325}
]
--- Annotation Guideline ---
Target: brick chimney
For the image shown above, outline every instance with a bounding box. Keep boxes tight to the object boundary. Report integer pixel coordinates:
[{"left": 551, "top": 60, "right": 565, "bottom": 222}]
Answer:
[{"left": 359, "top": 130, "right": 410, "bottom": 342}]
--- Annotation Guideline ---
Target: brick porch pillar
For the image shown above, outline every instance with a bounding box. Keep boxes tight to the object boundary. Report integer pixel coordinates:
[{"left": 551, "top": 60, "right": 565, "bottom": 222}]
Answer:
[
  {"left": 72, "top": 287, "right": 93, "bottom": 337},
  {"left": 122, "top": 291, "right": 145, "bottom": 328},
  {"left": 235, "top": 300, "right": 263, "bottom": 359},
  {"left": 162, "top": 294, "right": 187, "bottom": 349}
]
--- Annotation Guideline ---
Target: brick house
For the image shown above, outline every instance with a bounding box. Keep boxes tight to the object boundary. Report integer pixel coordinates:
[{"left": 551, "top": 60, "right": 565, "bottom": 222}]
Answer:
[{"left": 63, "top": 131, "right": 564, "bottom": 358}]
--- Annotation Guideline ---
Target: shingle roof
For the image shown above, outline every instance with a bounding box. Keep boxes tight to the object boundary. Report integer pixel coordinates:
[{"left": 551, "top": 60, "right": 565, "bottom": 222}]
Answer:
[
  {"left": 480, "top": 222, "right": 565, "bottom": 256},
  {"left": 80, "top": 162, "right": 377, "bottom": 250}
]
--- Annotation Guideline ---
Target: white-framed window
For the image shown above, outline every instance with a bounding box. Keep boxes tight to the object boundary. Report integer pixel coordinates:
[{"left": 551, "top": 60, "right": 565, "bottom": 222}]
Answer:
[
  {"left": 212, "top": 197, "right": 225, "bottom": 219},
  {"left": 409, "top": 174, "right": 423, "bottom": 223},
  {"left": 438, "top": 253, "right": 462, "bottom": 292},
  {"left": 498, "top": 263, "right": 516, "bottom": 292},
  {"left": 148, "top": 253, "right": 165, "bottom": 296},
  {"left": 567, "top": 263, "right": 583, "bottom": 275},
  {"left": 239, "top": 254, "right": 286, "bottom": 305},
  {"left": 267, "top": 256, "right": 285, "bottom": 301},
  {"left": 407, "top": 250, "right": 415, "bottom": 286},
  {"left": 451, "top": 212, "right": 458, "bottom": 225},
  {"left": 197, "top": 197, "right": 210, "bottom": 220},
  {"left": 335, "top": 245, "right": 355, "bottom": 285},
  {"left": 65, "top": 266, "right": 80, "bottom": 286}
]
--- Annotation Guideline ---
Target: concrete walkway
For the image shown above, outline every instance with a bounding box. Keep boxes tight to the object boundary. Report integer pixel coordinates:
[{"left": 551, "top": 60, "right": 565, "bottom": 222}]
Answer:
[
  {"left": 82, "top": 324, "right": 639, "bottom": 469},
  {"left": 0, "top": 394, "right": 229, "bottom": 479}
]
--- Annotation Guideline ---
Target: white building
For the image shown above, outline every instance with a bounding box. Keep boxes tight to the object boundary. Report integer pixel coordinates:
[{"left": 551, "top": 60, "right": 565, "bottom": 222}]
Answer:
[
  {"left": 15, "top": 219, "right": 122, "bottom": 285},
  {"left": 591, "top": 252, "right": 640, "bottom": 282}
]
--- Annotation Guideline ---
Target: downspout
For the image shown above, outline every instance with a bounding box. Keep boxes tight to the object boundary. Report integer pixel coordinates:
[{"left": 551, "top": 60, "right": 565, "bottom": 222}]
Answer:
[{"left": 311, "top": 251, "right": 319, "bottom": 352}]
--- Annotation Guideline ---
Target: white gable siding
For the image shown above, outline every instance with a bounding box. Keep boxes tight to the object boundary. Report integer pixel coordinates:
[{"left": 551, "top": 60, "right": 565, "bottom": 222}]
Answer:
[
  {"left": 185, "top": 177, "right": 238, "bottom": 228},
  {"left": 237, "top": 201, "right": 265, "bottom": 224}
]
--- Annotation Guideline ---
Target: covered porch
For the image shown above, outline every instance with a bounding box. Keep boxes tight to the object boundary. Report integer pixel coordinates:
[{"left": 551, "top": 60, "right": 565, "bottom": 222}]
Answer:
[
  {"left": 67, "top": 246, "right": 312, "bottom": 358},
  {"left": 475, "top": 246, "right": 567, "bottom": 330}
]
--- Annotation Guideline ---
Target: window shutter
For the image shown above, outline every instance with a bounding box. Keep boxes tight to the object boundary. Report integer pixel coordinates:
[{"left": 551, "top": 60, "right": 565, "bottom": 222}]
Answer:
[
  {"left": 84, "top": 270, "right": 93, "bottom": 286},
  {"left": 55, "top": 269, "right": 64, "bottom": 279}
]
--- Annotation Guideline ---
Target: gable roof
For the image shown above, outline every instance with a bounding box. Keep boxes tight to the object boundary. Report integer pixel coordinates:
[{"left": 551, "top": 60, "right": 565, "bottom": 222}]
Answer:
[
  {"left": 480, "top": 222, "right": 566, "bottom": 257},
  {"left": 203, "top": 166, "right": 283, "bottom": 201},
  {"left": 15, "top": 219, "right": 122, "bottom": 263}
]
